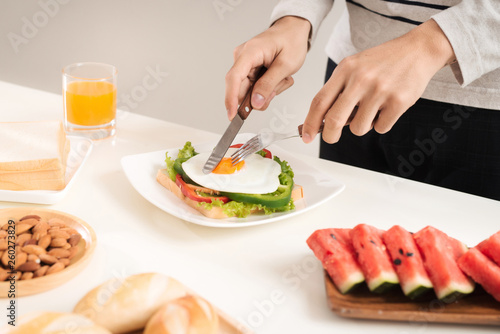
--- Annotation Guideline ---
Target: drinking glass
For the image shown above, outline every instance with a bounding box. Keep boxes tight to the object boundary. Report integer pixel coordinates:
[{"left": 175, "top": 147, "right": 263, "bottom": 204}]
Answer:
[{"left": 63, "top": 62, "right": 117, "bottom": 139}]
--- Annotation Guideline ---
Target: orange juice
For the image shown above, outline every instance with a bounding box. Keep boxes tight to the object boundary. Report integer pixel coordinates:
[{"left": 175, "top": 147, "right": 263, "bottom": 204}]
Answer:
[{"left": 65, "top": 81, "right": 116, "bottom": 126}]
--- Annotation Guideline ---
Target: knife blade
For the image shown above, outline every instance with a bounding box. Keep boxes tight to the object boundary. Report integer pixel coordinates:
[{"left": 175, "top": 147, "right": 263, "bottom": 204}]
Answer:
[{"left": 202, "top": 66, "right": 267, "bottom": 174}]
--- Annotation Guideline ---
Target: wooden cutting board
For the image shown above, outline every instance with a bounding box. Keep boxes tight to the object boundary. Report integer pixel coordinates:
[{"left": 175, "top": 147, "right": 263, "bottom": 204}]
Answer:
[{"left": 324, "top": 271, "right": 500, "bottom": 326}]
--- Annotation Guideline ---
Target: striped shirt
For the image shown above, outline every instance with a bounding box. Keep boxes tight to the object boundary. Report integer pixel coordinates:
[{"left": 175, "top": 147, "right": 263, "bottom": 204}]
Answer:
[{"left": 271, "top": 0, "right": 500, "bottom": 110}]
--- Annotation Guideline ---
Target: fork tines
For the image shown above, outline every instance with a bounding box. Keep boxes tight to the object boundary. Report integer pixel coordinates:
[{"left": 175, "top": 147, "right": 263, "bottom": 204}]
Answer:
[{"left": 230, "top": 136, "right": 261, "bottom": 166}]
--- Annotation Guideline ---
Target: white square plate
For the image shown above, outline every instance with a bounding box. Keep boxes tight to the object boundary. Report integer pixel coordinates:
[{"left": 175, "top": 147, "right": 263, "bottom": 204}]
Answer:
[
  {"left": 0, "top": 136, "right": 93, "bottom": 204},
  {"left": 121, "top": 134, "right": 345, "bottom": 228}
]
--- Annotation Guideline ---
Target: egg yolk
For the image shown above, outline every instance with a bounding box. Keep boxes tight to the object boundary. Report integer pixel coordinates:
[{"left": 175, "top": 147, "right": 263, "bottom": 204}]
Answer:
[{"left": 212, "top": 158, "right": 245, "bottom": 174}]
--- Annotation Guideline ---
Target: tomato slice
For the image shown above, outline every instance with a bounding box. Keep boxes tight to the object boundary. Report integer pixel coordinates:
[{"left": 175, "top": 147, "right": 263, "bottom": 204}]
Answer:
[
  {"left": 230, "top": 144, "right": 272, "bottom": 159},
  {"left": 175, "top": 174, "right": 229, "bottom": 204}
]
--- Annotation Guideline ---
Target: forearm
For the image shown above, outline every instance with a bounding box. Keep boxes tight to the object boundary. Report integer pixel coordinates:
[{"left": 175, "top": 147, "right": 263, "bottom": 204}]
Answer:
[
  {"left": 271, "top": 16, "right": 311, "bottom": 50},
  {"left": 270, "top": 0, "right": 333, "bottom": 46},
  {"left": 405, "top": 19, "right": 456, "bottom": 73}
]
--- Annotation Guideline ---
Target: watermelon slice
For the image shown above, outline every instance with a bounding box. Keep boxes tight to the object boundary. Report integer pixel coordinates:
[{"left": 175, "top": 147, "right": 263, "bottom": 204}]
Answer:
[
  {"left": 307, "top": 228, "right": 365, "bottom": 294},
  {"left": 382, "top": 225, "right": 433, "bottom": 299},
  {"left": 458, "top": 248, "right": 500, "bottom": 302},
  {"left": 350, "top": 224, "right": 399, "bottom": 293},
  {"left": 476, "top": 231, "right": 500, "bottom": 266},
  {"left": 414, "top": 226, "right": 474, "bottom": 300}
]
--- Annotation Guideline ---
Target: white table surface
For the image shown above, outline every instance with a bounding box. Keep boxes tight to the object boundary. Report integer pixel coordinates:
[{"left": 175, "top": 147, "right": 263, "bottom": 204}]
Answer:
[{"left": 1, "top": 80, "right": 499, "bottom": 333}]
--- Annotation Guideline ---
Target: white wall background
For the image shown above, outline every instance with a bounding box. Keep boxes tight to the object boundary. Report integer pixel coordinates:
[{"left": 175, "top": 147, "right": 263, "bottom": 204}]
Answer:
[{"left": 0, "top": 0, "right": 345, "bottom": 157}]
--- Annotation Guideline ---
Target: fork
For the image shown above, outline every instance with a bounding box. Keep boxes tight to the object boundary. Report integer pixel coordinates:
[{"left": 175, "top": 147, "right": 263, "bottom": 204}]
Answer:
[{"left": 231, "top": 123, "right": 324, "bottom": 165}]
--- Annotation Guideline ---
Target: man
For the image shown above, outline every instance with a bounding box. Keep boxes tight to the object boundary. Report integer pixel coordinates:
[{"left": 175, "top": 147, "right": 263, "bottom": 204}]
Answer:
[{"left": 225, "top": 0, "right": 500, "bottom": 200}]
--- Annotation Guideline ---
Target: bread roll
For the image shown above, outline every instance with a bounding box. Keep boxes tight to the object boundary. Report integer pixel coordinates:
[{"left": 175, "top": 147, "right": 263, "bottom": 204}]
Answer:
[
  {"left": 73, "top": 273, "right": 187, "bottom": 333},
  {"left": 144, "top": 295, "right": 219, "bottom": 334},
  {"left": 1, "top": 311, "right": 111, "bottom": 333}
]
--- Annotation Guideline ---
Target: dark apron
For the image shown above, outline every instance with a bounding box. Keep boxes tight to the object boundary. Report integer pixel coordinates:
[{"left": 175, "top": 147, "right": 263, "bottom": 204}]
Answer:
[{"left": 320, "top": 59, "right": 500, "bottom": 200}]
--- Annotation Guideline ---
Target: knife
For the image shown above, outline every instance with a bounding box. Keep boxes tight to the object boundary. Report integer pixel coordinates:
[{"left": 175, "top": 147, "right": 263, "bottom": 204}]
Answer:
[{"left": 202, "top": 66, "right": 267, "bottom": 174}]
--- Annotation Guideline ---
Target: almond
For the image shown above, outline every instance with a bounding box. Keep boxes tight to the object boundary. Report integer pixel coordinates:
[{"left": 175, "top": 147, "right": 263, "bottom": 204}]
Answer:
[
  {"left": 23, "top": 239, "right": 37, "bottom": 247},
  {"left": 15, "top": 233, "right": 32, "bottom": 247},
  {"left": 68, "top": 246, "right": 79, "bottom": 260},
  {"left": 0, "top": 230, "right": 8, "bottom": 239},
  {"left": 50, "top": 237, "right": 68, "bottom": 248},
  {"left": 68, "top": 234, "right": 82, "bottom": 247},
  {"left": 19, "top": 215, "right": 41, "bottom": 222},
  {"left": 17, "top": 218, "right": 39, "bottom": 227},
  {"left": 32, "top": 231, "right": 47, "bottom": 241},
  {"left": 59, "top": 258, "right": 70, "bottom": 266},
  {"left": 17, "top": 261, "right": 41, "bottom": 272},
  {"left": 60, "top": 227, "right": 79, "bottom": 235},
  {"left": 39, "top": 253, "right": 58, "bottom": 265},
  {"left": 0, "top": 268, "right": 9, "bottom": 281},
  {"left": 1, "top": 224, "right": 10, "bottom": 231},
  {"left": 22, "top": 245, "right": 46, "bottom": 256},
  {"left": 1, "top": 250, "right": 10, "bottom": 267},
  {"left": 27, "top": 254, "right": 40, "bottom": 263},
  {"left": 46, "top": 262, "right": 65, "bottom": 275},
  {"left": 47, "top": 248, "right": 70, "bottom": 259},
  {"left": 34, "top": 265, "right": 49, "bottom": 278},
  {"left": 32, "top": 221, "right": 49, "bottom": 233},
  {"left": 0, "top": 239, "right": 7, "bottom": 251},
  {"left": 49, "top": 230, "right": 70, "bottom": 240},
  {"left": 21, "top": 272, "right": 34, "bottom": 280},
  {"left": 48, "top": 218, "right": 66, "bottom": 227},
  {"left": 38, "top": 234, "right": 52, "bottom": 249},
  {"left": 15, "top": 224, "right": 31, "bottom": 235},
  {"left": 13, "top": 252, "right": 27, "bottom": 269}
]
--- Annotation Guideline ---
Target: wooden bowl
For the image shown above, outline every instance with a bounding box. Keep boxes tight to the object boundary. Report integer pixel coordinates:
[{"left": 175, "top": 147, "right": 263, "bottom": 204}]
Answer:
[{"left": 0, "top": 207, "right": 96, "bottom": 297}]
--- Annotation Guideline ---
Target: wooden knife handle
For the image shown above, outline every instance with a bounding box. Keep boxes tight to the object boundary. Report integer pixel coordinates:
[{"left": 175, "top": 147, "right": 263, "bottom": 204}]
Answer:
[
  {"left": 298, "top": 123, "right": 324, "bottom": 136},
  {"left": 237, "top": 66, "right": 267, "bottom": 120}
]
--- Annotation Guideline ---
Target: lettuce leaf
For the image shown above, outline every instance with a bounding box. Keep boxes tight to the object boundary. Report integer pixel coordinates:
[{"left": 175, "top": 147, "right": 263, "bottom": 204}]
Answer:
[
  {"left": 197, "top": 198, "right": 295, "bottom": 218},
  {"left": 164, "top": 152, "right": 177, "bottom": 181},
  {"left": 177, "top": 141, "right": 197, "bottom": 159},
  {"left": 164, "top": 142, "right": 197, "bottom": 181},
  {"left": 274, "top": 156, "right": 294, "bottom": 178}
]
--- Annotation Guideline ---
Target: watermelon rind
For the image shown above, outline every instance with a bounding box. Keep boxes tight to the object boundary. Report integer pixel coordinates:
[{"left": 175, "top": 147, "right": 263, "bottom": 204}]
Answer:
[
  {"left": 367, "top": 270, "right": 399, "bottom": 293},
  {"left": 337, "top": 271, "right": 365, "bottom": 294},
  {"left": 437, "top": 281, "right": 475, "bottom": 302},
  {"left": 383, "top": 225, "right": 434, "bottom": 300},
  {"left": 414, "top": 226, "right": 475, "bottom": 301},
  {"left": 402, "top": 275, "right": 434, "bottom": 299}
]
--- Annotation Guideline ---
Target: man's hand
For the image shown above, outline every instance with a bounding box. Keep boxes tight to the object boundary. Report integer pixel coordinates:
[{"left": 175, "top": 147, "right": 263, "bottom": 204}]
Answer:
[
  {"left": 225, "top": 16, "right": 311, "bottom": 120},
  {"left": 302, "top": 19, "right": 456, "bottom": 144}
]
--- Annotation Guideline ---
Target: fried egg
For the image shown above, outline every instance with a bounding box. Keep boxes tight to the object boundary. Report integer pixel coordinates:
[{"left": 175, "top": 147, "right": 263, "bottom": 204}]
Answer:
[{"left": 182, "top": 148, "right": 282, "bottom": 194}]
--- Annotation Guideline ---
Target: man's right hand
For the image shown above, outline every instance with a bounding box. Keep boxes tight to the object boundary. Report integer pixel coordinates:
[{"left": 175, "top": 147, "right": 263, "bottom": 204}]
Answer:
[{"left": 225, "top": 16, "right": 311, "bottom": 120}]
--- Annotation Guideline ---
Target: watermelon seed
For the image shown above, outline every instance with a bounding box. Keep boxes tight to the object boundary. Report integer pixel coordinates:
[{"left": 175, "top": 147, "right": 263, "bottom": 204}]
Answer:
[
  {"left": 399, "top": 248, "right": 404, "bottom": 255},
  {"left": 330, "top": 234, "right": 337, "bottom": 240},
  {"left": 370, "top": 240, "right": 376, "bottom": 245},
  {"left": 393, "top": 258, "right": 402, "bottom": 265},
  {"left": 406, "top": 252, "right": 414, "bottom": 257}
]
